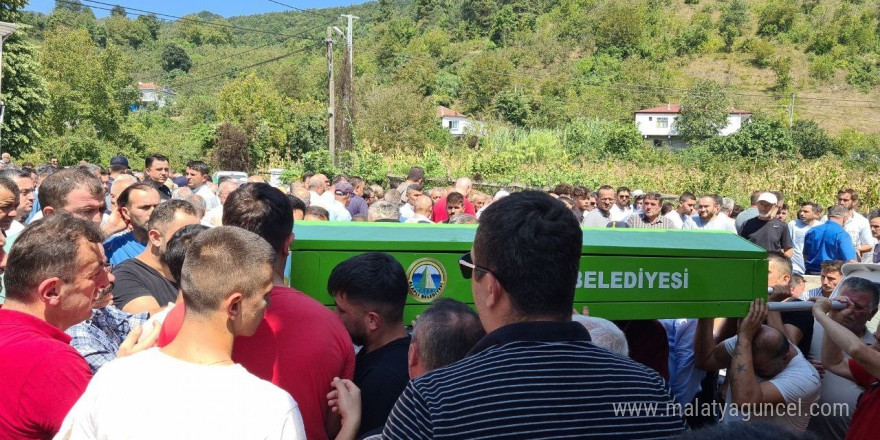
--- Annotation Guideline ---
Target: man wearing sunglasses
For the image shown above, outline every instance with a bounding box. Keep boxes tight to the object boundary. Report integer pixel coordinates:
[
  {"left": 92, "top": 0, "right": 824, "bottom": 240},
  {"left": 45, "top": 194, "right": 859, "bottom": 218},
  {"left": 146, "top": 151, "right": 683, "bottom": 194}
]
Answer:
[{"left": 384, "top": 191, "right": 686, "bottom": 439}]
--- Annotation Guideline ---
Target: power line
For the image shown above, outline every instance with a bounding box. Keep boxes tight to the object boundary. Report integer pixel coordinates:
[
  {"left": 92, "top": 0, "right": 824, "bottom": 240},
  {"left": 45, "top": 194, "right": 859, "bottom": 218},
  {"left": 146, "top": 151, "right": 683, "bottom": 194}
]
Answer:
[
  {"left": 175, "top": 42, "right": 323, "bottom": 87},
  {"left": 72, "top": 0, "right": 321, "bottom": 39},
  {"left": 265, "top": 0, "right": 340, "bottom": 21}
]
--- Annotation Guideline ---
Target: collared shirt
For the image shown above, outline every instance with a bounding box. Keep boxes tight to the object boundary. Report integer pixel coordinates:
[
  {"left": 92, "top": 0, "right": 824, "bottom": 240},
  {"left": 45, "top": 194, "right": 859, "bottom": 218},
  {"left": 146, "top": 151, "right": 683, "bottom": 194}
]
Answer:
[
  {"left": 193, "top": 184, "right": 221, "bottom": 211},
  {"left": 66, "top": 306, "right": 149, "bottom": 373},
  {"left": 144, "top": 178, "right": 172, "bottom": 200},
  {"left": 383, "top": 321, "right": 686, "bottom": 439},
  {"left": 627, "top": 213, "right": 675, "bottom": 229},
  {"left": 803, "top": 221, "right": 857, "bottom": 273},
  {"left": 690, "top": 216, "right": 736, "bottom": 232},
  {"left": 0, "top": 309, "right": 92, "bottom": 439}
]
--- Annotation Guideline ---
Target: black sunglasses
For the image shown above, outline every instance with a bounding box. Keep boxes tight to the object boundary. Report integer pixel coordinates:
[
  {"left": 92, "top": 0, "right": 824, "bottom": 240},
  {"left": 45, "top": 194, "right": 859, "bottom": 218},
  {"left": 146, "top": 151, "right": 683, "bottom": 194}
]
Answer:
[{"left": 458, "top": 252, "right": 494, "bottom": 279}]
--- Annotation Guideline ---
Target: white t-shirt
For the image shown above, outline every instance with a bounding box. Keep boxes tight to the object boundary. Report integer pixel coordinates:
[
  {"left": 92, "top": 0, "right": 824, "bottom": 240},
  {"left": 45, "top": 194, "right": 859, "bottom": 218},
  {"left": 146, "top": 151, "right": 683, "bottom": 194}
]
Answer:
[
  {"left": 664, "top": 211, "right": 697, "bottom": 230},
  {"left": 194, "top": 184, "right": 221, "bottom": 211},
  {"left": 609, "top": 204, "right": 632, "bottom": 222},
  {"left": 690, "top": 216, "right": 736, "bottom": 233},
  {"left": 722, "top": 336, "right": 821, "bottom": 433},
  {"left": 55, "top": 348, "right": 306, "bottom": 440},
  {"left": 788, "top": 219, "right": 822, "bottom": 275}
]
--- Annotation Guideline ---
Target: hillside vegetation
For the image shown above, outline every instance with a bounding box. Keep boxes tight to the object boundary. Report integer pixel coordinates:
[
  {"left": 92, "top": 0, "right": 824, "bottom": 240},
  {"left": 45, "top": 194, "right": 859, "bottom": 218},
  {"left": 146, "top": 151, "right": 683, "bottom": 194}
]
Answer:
[{"left": 5, "top": 0, "right": 880, "bottom": 207}]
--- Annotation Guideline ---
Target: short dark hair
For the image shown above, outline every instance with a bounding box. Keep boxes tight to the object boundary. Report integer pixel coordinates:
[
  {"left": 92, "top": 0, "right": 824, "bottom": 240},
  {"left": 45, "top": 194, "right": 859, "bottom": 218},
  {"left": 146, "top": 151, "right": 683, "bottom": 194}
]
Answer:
[
  {"left": 801, "top": 201, "right": 822, "bottom": 215},
  {"left": 117, "top": 182, "right": 158, "bottom": 210},
  {"left": 287, "top": 194, "right": 307, "bottom": 215},
  {"left": 186, "top": 160, "right": 210, "bottom": 176},
  {"left": 413, "top": 299, "right": 485, "bottom": 371},
  {"left": 616, "top": 186, "right": 630, "bottom": 195},
  {"left": 572, "top": 186, "right": 589, "bottom": 199},
  {"left": 38, "top": 168, "right": 103, "bottom": 210},
  {"left": 407, "top": 166, "right": 425, "bottom": 181},
  {"left": 223, "top": 183, "right": 292, "bottom": 254},
  {"left": 678, "top": 191, "right": 696, "bottom": 203},
  {"left": 145, "top": 154, "right": 169, "bottom": 170},
  {"left": 475, "top": 191, "right": 582, "bottom": 319},
  {"left": 5, "top": 214, "right": 103, "bottom": 301},
  {"left": 161, "top": 224, "right": 210, "bottom": 283},
  {"left": 840, "top": 277, "right": 880, "bottom": 310},
  {"left": 839, "top": 188, "right": 858, "bottom": 202},
  {"left": 349, "top": 176, "right": 364, "bottom": 189},
  {"left": 821, "top": 260, "right": 844, "bottom": 275},
  {"left": 0, "top": 168, "right": 32, "bottom": 182},
  {"left": 181, "top": 226, "right": 275, "bottom": 315},
  {"left": 447, "top": 192, "right": 464, "bottom": 206},
  {"left": 869, "top": 209, "right": 880, "bottom": 222},
  {"left": 109, "top": 164, "right": 128, "bottom": 174},
  {"left": 146, "top": 199, "right": 199, "bottom": 234},
  {"left": 552, "top": 183, "right": 573, "bottom": 197},
  {"left": 767, "top": 251, "right": 792, "bottom": 277},
  {"left": 643, "top": 192, "right": 662, "bottom": 202},
  {"left": 598, "top": 185, "right": 614, "bottom": 193},
  {"left": 305, "top": 206, "right": 330, "bottom": 220},
  {"left": 704, "top": 194, "right": 722, "bottom": 206},
  {"left": 327, "top": 252, "right": 407, "bottom": 322},
  {"left": 0, "top": 176, "right": 18, "bottom": 197}
]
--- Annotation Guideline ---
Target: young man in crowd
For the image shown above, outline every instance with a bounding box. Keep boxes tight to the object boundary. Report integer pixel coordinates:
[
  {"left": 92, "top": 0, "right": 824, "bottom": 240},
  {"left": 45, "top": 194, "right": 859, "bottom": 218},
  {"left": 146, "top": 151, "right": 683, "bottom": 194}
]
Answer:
[
  {"left": 158, "top": 183, "right": 355, "bottom": 440},
  {"left": 56, "top": 226, "right": 307, "bottom": 439},
  {"left": 103, "top": 183, "right": 160, "bottom": 266},
  {"left": 185, "top": 160, "right": 220, "bottom": 211},
  {"left": 329, "top": 252, "right": 411, "bottom": 437}
]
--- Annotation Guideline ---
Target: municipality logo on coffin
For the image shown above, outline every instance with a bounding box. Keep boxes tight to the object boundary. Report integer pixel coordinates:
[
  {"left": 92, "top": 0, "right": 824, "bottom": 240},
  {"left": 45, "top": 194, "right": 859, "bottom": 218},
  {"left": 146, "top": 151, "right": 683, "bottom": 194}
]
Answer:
[{"left": 407, "top": 258, "right": 447, "bottom": 302}]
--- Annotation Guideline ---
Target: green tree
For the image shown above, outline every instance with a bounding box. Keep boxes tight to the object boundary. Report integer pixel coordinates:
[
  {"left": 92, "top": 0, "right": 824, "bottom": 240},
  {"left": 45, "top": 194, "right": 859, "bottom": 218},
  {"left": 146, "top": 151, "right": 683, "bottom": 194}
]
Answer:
[
  {"left": 460, "top": 52, "right": 513, "bottom": 114},
  {"left": 40, "top": 27, "right": 134, "bottom": 141},
  {"left": 757, "top": 0, "right": 798, "bottom": 37},
  {"left": 355, "top": 84, "right": 438, "bottom": 152},
  {"left": 104, "top": 14, "right": 151, "bottom": 48},
  {"left": 162, "top": 44, "right": 193, "bottom": 73},
  {"left": 712, "top": 118, "right": 795, "bottom": 159},
  {"left": 490, "top": 5, "right": 516, "bottom": 47},
  {"left": 216, "top": 73, "right": 287, "bottom": 166},
  {"left": 792, "top": 119, "right": 833, "bottom": 159},
  {"left": 212, "top": 123, "right": 251, "bottom": 172},
  {"left": 772, "top": 56, "right": 792, "bottom": 91},
  {"left": 718, "top": 0, "right": 749, "bottom": 52},
  {"left": 0, "top": 0, "right": 50, "bottom": 157},
  {"left": 495, "top": 88, "right": 532, "bottom": 126},
  {"left": 177, "top": 13, "right": 233, "bottom": 45},
  {"left": 592, "top": 0, "right": 646, "bottom": 55},
  {"left": 110, "top": 5, "right": 126, "bottom": 16},
  {"left": 675, "top": 80, "right": 729, "bottom": 142},
  {"left": 136, "top": 14, "right": 161, "bottom": 40},
  {"left": 461, "top": 0, "right": 498, "bottom": 35}
]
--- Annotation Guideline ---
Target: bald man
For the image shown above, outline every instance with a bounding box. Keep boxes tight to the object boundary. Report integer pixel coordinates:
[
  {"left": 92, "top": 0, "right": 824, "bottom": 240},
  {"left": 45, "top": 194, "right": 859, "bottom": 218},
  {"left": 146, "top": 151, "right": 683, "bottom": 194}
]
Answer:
[
  {"left": 404, "top": 195, "right": 433, "bottom": 224},
  {"left": 431, "top": 177, "right": 476, "bottom": 222}
]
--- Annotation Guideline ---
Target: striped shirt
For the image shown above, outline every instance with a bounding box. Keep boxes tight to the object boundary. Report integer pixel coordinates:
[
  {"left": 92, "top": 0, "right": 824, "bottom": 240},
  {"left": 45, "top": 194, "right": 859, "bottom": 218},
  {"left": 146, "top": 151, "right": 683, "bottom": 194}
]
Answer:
[
  {"left": 382, "top": 321, "right": 686, "bottom": 439},
  {"left": 627, "top": 213, "right": 675, "bottom": 229}
]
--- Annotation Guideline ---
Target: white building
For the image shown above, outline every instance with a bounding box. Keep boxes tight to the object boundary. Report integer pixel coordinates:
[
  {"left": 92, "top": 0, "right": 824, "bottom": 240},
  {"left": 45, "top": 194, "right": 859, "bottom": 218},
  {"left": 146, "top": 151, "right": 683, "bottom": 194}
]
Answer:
[
  {"left": 437, "top": 106, "right": 471, "bottom": 136},
  {"left": 634, "top": 104, "right": 752, "bottom": 148},
  {"left": 137, "top": 82, "right": 177, "bottom": 109}
]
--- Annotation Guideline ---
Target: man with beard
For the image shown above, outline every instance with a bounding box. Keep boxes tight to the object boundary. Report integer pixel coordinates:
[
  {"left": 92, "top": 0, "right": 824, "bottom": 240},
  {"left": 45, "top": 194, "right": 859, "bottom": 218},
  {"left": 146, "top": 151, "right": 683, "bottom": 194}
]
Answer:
[
  {"left": 103, "top": 183, "right": 160, "bottom": 266},
  {"left": 739, "top": 192, "right": 794, "bottom": 257},
  {"left": 143, "top": 154, "right": 172, "bottom": 200},
  {"left": 691, "top": 194, "right": 737, "bottom": 232},
  {"left": 582, "top": 185, "right": 616, "bottom": 227},
  {"left": 112, "top": 200, "right": 200, "bottom": 315}
]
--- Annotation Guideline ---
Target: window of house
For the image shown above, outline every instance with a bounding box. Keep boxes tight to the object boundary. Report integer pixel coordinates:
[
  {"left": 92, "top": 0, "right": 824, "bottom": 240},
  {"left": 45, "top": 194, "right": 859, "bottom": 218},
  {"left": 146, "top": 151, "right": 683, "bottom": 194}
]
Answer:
[
  {"left": 450, "top": 120, "right": 459, "bottom": 130},
  {"left": 648, "top": 116, "right": 653, "bottom": 121},
  {"left": 657, "top": 117, "right": 668, "bottom": 128}
]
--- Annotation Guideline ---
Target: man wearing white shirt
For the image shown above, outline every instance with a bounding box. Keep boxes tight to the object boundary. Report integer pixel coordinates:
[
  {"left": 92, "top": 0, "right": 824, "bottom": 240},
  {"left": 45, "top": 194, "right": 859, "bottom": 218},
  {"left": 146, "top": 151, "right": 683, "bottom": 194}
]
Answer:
[
  {"left": 56, "top": 226, "right": 306, "bottom": 440},
  {"left": 834, "top": 189, "right": 876, "bottom": 262},
  {"left": 789, "top": 202, "right": 824, "bottom": 275},
  {"left": 307, "top": 174, "right": 334, "bottom": 208},
  {"left": 608, "top": 186, "right": 633, "bottom": 222},
  {"left": 664, "top": 192, "right": 697, "bottom": 229},
  {"left": 185, "top": 161, "right": 221, "bottom": 212},
  {"left": 399, "top": 184, "right": 423, "bottom": 221},
  {"left": 691, "top": 194, "right": 736, "bottom": 232},
  {"left": 404, "top": 195, "right": 433, "bottom": 224}
]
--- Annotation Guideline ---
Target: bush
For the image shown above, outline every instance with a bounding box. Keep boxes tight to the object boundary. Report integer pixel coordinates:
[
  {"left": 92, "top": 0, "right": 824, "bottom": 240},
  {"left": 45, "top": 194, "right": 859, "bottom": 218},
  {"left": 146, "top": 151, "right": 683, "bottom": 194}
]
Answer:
[
  {"left": 846, "top": 57, "right": 880, "bottom": 91},
  {"left": 791, "top": 120, "right": 833, "bottom": 159},
  {"left": 809, "top": 55, "right": 836, "bottom": 80},
  {"left": 745, "top": 38, "right": 776, "bottom": 67},
  {"left": 711, "top": 118, "right": 795, "bottom": 159}
]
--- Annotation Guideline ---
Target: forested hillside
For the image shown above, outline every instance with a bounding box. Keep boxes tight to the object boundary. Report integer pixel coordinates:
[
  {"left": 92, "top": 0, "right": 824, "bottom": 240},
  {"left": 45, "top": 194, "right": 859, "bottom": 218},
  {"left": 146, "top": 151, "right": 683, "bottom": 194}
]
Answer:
[{"left": 4, "top": 0, "right": 880, "bottom": 205}]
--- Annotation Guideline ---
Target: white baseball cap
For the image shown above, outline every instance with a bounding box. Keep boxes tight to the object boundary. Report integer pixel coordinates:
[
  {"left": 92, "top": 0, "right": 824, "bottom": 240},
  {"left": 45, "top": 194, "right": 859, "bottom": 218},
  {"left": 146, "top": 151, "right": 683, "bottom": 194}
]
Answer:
[{"left": 757, "top": 192, "right": 778, "bottom": 205}]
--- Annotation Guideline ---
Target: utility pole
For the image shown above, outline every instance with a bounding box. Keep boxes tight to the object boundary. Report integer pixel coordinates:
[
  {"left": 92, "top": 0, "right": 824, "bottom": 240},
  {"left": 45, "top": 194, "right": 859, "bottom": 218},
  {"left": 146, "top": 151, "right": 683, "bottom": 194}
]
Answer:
[
  {"left": 326, "top": 27, "right": 335, "bottom": 165},
  {"left": 788, "top": 93, "right": 795, "bottom": 127},
  {"left": 340, "top": 14, "right": 359, "bottom": 84}
]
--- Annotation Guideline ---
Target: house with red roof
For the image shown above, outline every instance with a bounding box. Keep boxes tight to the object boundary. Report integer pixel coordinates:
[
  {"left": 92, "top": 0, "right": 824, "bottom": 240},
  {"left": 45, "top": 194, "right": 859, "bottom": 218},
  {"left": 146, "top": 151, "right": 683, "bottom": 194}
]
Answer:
[
  {"left": 137, "top": 82, "right": 177, "bottom": 109},
  {"left": 634, "top": 104, "right": 752, "bottom": 148},
  {"left": 437, "top": 106, "right": 472, "bottom": 137}
]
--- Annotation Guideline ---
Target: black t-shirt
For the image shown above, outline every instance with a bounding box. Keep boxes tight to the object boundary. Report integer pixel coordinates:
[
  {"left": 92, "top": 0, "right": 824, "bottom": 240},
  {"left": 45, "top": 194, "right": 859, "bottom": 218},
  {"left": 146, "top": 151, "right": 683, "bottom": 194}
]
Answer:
[
  {"left": 739, "top": 217, "right": 794, "bottom": 252},
  {"left": 353, "top": 335, "right": 411, "bottom": 437},
  {"left": 111, "top": 258, "right": 179, "bottom": 310},
  {"left": 780, "top": 299, "right": 813, "bottom": 357}
]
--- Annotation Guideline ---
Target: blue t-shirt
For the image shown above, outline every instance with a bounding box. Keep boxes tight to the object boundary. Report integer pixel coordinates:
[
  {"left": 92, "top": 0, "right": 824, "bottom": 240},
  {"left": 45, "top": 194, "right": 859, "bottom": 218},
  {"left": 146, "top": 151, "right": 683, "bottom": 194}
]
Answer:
[
  {"left": 803, "top": 221, "right": 857, "bottom": 273},
  {"left": 103, "top": 231, "right": 147, "bottom": 267}
]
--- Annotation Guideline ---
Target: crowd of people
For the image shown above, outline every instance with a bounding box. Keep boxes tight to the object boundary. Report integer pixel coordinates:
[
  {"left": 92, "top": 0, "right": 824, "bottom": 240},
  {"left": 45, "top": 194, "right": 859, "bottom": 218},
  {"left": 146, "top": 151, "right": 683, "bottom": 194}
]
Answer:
[{"left": 0, "top": 155, "right": 879, "bottom": 439}]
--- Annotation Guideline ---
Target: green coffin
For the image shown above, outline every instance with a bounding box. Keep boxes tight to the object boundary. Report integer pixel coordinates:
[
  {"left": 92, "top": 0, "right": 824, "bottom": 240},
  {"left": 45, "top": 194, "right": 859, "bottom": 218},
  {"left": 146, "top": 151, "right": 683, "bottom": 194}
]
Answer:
[{"left": 290, "top": 221, "right": 767, "bottom": 321}]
